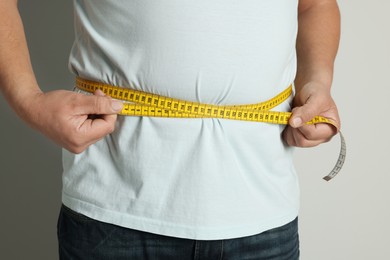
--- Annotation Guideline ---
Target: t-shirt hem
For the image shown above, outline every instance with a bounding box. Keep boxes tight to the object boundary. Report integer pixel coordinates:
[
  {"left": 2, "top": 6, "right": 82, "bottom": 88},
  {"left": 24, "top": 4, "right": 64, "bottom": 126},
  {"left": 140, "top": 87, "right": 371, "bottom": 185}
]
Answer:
[{"left": 62, "top": 193, "right": 299, "bottom": 240}]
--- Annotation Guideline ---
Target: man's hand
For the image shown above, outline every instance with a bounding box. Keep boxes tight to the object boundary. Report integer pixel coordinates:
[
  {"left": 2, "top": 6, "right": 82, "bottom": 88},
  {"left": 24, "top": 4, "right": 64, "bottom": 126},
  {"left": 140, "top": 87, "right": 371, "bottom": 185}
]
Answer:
[
  {"left": 282, "top": 82, "right": 340, "bottom": 147},
  {"left": 28, "top": 89, "right": 123, "bottom": 154},
  {"left": 286, "top": 0, "right": 341, "bottom": 147},
  {"left": 0, "top": 0, "right": 123, "bottom": 154}
]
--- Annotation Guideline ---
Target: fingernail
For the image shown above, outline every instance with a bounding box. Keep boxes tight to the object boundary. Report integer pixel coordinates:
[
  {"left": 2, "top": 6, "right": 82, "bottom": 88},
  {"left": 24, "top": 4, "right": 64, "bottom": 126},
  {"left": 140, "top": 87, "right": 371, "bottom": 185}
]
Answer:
[
  {"left": 292, "top": 117, "right": 302, "bottom": 127},
  {"left": 95, "top": 89, "right": 105, "bottom": 96},
  {"left": 111, "top": 100, "right": 123, "bottom": 111}
]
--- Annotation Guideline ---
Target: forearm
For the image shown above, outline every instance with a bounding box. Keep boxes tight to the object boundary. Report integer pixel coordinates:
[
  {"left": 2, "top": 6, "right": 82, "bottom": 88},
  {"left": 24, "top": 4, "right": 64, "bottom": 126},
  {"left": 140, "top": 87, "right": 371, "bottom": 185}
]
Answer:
[
  {"left": 0, "top": 0, "right": 42, "bottom": 119},
  {"left": 296, "top": 0, "right": 341, "bottom": 90}
]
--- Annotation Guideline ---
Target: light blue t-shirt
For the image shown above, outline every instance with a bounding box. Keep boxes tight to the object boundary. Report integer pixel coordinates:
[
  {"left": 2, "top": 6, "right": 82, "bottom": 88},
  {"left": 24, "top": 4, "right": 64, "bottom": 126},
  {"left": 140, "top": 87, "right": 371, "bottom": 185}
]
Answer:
[{"left": 63, "top": 0, "right": 299, "bottom": 240}]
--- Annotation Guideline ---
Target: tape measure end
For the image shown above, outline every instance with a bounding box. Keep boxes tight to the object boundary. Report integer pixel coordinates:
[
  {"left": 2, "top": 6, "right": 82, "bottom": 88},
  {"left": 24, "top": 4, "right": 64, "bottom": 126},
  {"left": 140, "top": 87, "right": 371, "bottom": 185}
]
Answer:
[{"left": 323, "top": 176, "right": 332, "bottom": 182}]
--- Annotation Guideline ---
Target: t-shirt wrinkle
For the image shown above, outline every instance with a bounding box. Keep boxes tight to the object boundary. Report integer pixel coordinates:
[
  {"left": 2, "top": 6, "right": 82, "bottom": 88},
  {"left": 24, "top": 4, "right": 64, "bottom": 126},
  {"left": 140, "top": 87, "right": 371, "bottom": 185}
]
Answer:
[{"left": 62, "top": 0, "right": 300, "bottom": 240}]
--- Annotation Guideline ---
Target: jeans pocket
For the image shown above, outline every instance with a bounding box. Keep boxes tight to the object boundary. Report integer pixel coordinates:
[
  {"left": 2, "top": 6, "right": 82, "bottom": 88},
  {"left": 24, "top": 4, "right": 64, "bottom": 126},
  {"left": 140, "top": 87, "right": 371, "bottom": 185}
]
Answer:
[{"left": 57, "top": 204, "right": 95, "bottom": 242}]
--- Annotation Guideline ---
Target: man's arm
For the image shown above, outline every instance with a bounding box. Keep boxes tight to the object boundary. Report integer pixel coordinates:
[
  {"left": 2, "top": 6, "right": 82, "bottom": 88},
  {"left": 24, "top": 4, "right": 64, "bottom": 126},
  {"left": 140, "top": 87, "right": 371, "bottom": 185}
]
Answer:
[
  {"left": 283, "top": 0, "right": 341, "bottom": 147},
  {"left": 0, "top": 0, "right": 122, "bottom": 153}
]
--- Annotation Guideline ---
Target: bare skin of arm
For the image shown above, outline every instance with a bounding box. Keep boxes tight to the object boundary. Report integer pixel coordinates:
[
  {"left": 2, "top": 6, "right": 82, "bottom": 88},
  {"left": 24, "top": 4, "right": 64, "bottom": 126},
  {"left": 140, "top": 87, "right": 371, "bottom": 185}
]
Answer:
[
  {"left": 1, "top": 0, "right": 339, "bottom": 152},
  {"left": 0, "top": 0, "right": 123, "bottom": 154},
  {"left": 283, "top": 0, "right": 341, "bottom": 147}
]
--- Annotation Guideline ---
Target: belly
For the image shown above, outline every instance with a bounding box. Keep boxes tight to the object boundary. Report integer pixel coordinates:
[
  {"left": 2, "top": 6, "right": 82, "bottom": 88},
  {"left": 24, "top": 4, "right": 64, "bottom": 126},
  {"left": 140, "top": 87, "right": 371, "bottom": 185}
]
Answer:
[{"left": 71, "top": 0, "right": 298, "bottom": 104}]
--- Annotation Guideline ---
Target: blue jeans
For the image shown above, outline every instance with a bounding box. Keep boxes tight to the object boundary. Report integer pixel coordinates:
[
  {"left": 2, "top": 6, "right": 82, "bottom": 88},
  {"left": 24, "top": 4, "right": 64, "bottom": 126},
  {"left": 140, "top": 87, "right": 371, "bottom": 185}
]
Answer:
[{"left": 58, "top": 205, "right": 299, "bottom": 260}]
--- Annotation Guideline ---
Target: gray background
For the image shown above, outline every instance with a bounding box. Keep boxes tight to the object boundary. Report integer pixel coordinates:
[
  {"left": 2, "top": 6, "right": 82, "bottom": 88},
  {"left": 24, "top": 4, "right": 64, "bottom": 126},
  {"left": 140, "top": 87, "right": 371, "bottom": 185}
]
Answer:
[{"left": 0, "top": 0, "right": 389, "bottom": 259}]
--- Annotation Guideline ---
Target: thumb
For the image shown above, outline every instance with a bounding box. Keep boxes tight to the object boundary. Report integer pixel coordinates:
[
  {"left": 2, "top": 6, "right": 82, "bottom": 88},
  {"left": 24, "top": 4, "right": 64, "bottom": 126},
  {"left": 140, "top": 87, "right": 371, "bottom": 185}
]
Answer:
[
  {"left": 289, "top": 101, "right": 319, "bottom": 128},
  {"left": 78, "top": 94, "right": 123, "bottom": 115}
]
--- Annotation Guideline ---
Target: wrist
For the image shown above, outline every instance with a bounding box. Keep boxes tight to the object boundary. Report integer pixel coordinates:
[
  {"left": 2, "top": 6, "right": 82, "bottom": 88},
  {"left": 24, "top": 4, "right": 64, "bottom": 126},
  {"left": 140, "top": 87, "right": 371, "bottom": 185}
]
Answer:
[
  {"left": 295, "top": 68, "right": 334, "bottom": 92},
  {"left": 1, "top": 78, "right": 44, "bottom": 127}
]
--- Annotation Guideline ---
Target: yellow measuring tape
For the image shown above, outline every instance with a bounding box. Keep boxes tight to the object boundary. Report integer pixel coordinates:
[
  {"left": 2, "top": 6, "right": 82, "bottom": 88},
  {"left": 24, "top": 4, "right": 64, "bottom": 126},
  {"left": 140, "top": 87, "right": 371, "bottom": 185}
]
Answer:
[{"left": 76, "top": 77, "right": 346, "bottom": 181}]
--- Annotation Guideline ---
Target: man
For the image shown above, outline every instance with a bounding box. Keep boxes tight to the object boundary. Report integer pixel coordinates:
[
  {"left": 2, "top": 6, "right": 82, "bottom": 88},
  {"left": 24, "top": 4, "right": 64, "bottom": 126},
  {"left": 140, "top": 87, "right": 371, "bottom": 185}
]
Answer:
[{"left": 0, "top": 0, "right": 340, "bottom": 259}]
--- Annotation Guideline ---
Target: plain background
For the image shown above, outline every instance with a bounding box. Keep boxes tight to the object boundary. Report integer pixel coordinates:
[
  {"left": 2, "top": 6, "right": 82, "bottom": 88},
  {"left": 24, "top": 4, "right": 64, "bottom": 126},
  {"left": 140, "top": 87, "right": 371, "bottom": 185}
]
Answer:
[{"left": 0, "top": 0, "right": 389, "bottom": 259}]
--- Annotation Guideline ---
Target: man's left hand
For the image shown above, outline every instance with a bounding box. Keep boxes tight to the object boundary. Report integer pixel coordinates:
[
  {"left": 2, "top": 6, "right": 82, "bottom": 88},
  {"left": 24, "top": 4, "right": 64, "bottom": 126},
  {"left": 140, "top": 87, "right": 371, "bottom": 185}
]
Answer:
[{"left": 282, "top": 81, "right": 340, "bottom": 147}]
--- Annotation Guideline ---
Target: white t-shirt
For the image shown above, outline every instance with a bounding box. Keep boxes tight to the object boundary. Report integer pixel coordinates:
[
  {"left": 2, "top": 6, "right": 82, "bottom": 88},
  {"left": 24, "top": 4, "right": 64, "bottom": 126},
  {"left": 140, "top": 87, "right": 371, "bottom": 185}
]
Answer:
[{"left": 63, "top": 0, "right": 300, "bottom": 240}]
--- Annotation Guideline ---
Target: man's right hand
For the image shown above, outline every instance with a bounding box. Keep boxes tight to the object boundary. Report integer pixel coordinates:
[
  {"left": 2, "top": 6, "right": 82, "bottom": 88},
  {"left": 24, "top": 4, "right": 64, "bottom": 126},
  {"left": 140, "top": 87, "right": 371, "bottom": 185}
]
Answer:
[
  {"left": 0, "top": 1, "right": 124, "bottom": 154},
  {"left": 26, "top": 89, "right": 123, "bottom": 154},
  {"left": 0, "top": 1, "right": 120, "bottom": 153}
]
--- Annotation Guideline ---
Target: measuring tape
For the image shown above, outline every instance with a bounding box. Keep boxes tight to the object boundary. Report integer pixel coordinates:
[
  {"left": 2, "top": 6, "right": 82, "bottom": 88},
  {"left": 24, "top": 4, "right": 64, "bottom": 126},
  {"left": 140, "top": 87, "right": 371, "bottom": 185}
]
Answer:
[{"left": 75, "top": 77, "right": 346, "bottom": 181}]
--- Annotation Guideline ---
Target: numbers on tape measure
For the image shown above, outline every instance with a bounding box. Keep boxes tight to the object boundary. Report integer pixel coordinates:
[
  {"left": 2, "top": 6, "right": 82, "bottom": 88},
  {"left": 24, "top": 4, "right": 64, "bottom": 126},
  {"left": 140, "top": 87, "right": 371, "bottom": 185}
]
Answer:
[{"left": 75, "top": 77, "right": 346, "bottom": 181}]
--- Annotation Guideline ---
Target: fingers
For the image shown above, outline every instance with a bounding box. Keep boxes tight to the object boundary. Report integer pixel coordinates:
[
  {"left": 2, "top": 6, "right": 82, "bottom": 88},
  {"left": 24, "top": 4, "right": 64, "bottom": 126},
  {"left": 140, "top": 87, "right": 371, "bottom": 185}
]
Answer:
[
  {"left": 283, "top": 81, "right": 341, "bottom": 147},
  {"left": 289, "top": 99, "right": 318, "bottom": 128},
  {"left": 64, "top": 112, "right": 118, "bottom": 154},
  {"left": 69, "top": 90, "right": 121, "bottom": 153},
  {"left": 30, "top": 89, "right": 123, "bottom": 154},
  {"left": 76, "top": 114, "right": 118, "bottom": 150},
  {"left": 282, "top": 124, "right": 337, "bottom": 147},
  {"left": 75, "top": 90, "right": 123, "bottom": 115}
]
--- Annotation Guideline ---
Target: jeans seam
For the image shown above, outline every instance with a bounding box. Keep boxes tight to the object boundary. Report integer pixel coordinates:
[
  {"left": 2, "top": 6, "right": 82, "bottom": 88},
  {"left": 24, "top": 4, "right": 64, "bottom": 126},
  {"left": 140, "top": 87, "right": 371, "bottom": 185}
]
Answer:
[
  {"left": 194, "top": 241, "right": 200, "bottom": 260},
  {"left": 219, "top": 241, "right": 224, "bottom": 260}
]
